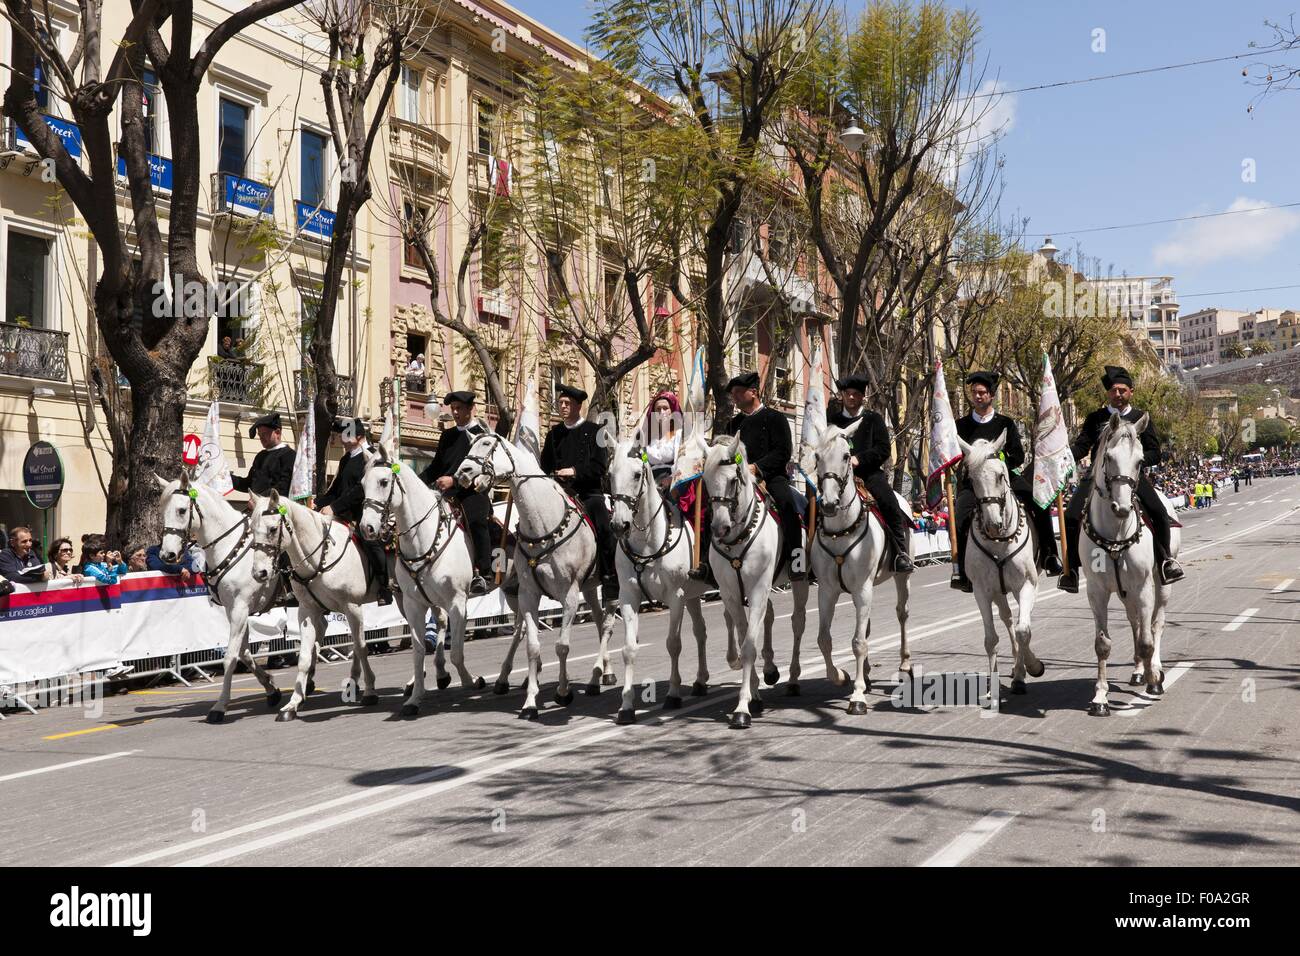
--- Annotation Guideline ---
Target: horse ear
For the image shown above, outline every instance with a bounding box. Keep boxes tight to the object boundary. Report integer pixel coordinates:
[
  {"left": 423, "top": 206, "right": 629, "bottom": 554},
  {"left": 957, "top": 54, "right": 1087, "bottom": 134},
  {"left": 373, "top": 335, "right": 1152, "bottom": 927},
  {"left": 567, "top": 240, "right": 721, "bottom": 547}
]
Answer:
[
  {"left": 958, "top": 437, "right": 973, "bottom": 458},
  {"left": 726, "top": 433, "right": 742, "bottom": 460},
  {"left": 989, "top": 429, "right": 1007, "bottom": 454},
  {"left": 267, "top": 488, "right": 281, "bottom": 509},
  {"left": 1133, "top": 412, "right": 1149, "bottom": 433},
  {"left": 154, "top": 473, "right": 171, "bottom": 491},
  {"left": 1108, "top": 410, "right": 1123, "bottom": 432},
  {"left": 840, "top": 417, "right": 863, "bottom": 439}
]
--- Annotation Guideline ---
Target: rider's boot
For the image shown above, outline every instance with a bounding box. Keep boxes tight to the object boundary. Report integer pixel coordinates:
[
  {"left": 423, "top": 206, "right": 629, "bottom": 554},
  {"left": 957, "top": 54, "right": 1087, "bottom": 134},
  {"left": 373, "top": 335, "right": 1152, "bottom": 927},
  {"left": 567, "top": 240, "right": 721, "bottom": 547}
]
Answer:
[{"left": 469, "top": 574, "right": 490, "bottom": 596}]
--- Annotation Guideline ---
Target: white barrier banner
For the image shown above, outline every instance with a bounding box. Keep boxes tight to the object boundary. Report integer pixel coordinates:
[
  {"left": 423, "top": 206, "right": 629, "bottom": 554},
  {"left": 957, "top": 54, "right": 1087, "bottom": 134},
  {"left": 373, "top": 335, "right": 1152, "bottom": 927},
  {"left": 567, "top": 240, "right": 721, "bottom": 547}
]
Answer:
[
  {"left": 116, "top": 572, "right": 232, "bottom": 660},
  {"left": 0, "top": 579, "right": 123, "bottom": 684}
]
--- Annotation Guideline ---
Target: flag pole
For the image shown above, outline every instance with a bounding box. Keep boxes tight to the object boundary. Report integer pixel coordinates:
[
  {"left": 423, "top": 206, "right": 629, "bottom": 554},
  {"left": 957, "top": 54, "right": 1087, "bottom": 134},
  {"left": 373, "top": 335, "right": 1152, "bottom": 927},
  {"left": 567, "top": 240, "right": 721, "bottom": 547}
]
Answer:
[
  {"left": 945, "top": 472, "right": 958, "bottom": 564},
  {"left": 1055, "top": 489, "right": 1068, "bottom": 572},
  {"left": 692, "top": 479, "right": 703, "bottom": 570}
]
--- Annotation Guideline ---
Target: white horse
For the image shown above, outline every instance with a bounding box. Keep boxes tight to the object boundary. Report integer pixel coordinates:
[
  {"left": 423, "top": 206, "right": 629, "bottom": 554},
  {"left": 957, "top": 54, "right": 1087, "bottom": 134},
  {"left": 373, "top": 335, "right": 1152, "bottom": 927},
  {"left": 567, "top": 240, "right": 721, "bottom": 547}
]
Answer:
[
  {"left": 957, "top": 433, "right": 1044, "bottom": 700},
  {"left": 699, "top": 434, "right": 810, "bottom": 730},
  {"left": 249, "top": 488, "right": 383, "bottom": 720},
  {"left": 607, "top": 435, "right": 711, "bottom": 723},
  {"left": 454, "top": 432, "right": 617, "bottom": 720},
  {"left": 1079, "top": 412, "right": 1180, "bottom": 716},
  {"left": 799, "top": 420, "right": 912, "bottom": 715},
  {"left": 156, "top": 475, "right": 284, "bottom": 723},
  {"left": 357, "top": 441, "right": 485, "bottom": 718}
]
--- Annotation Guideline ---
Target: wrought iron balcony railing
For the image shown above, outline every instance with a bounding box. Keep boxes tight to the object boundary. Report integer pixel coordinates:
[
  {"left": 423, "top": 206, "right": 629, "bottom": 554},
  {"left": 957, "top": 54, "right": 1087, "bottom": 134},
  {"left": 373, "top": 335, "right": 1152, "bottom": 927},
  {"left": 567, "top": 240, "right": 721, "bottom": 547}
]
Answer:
[
  {"left": 209, "top": 356, "right": 262, "bottom": 404},
  {"left": 0, "top": 323, "right": 69, "bottom": 382},
  {"left": 294, "top": 368, "right": 354, "bottom": 414}
]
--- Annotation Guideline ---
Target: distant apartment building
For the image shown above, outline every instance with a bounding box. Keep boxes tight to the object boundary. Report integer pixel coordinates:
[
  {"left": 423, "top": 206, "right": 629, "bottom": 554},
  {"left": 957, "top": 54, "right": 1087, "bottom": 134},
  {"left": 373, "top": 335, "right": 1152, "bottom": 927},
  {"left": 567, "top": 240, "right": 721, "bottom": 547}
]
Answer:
[
  {"left": 1179, "top": 308, "right": 1247, "bottom": 370},
  {"left": 1087, "top": 274, "right": 1181, "bottom": 371},
  {"left": 1246, "top": 309, "right": 1300, "bottom": 353}
]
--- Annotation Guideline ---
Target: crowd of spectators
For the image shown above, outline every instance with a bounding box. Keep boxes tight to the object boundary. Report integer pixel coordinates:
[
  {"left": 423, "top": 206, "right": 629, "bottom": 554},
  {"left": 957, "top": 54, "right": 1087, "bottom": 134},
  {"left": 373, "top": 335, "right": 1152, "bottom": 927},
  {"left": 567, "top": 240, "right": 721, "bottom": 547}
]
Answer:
[{"left": 0, "top": 528, "right": 203, "bottom": 591}]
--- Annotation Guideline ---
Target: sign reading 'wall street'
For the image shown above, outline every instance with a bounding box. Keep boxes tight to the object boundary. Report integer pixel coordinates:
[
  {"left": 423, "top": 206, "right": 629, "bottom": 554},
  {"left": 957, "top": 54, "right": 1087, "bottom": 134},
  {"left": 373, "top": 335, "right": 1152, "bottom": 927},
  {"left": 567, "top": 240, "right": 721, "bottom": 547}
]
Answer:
[{"left": 22, "top": 440, "right": 64, "bottom": 510}]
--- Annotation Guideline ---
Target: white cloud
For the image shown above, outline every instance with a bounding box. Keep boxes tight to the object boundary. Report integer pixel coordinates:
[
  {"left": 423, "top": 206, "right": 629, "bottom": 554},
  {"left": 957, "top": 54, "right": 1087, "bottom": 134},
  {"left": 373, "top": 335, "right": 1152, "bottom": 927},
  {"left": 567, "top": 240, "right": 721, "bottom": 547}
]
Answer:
[
  {"left": 1152, "top": 198, "right": 1300, "bottom": 268},
  {"left": 938, "top": 80, "right": 1016, "bottom": 184}
]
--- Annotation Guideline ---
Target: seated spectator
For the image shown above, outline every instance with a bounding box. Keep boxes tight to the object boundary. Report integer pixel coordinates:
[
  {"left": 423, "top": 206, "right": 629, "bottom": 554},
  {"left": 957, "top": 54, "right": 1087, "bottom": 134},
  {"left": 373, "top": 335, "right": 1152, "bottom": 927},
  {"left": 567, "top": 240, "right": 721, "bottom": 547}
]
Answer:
[
  {"left": 0, "top": 525, "right": 50, "bottom": 586},
  {"left": 78, "top": 535, "right": 126, "bottom": 584},
  {"left": 47, "top": 537, "right": 84, "bottom": 584},
  {"left": 146, "top": 543, "right": 196, "bottom": 584},
  {"left": 125, "top": 544, "right": 150, "bottom": 574}
]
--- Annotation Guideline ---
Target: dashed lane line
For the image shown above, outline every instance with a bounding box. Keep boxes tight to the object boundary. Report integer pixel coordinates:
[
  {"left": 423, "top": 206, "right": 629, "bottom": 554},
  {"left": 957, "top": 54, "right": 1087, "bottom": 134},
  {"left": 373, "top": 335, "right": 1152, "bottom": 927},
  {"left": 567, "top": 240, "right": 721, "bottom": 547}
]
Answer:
[
  {"left": 920, "top": 810, "right": 1018, "bottom": 866},
  {"left": 1116, "top": 662, "right": 1196, "bottom": 718},
  {"left": 0, "top": 750, "right": 139, "bottom": 783},
  {"left": 1222, "top": 608, "right": 1260, "bottom": 632},
  {"left": 1271, "top": 579, "right": 1294, "bottom": 593}
]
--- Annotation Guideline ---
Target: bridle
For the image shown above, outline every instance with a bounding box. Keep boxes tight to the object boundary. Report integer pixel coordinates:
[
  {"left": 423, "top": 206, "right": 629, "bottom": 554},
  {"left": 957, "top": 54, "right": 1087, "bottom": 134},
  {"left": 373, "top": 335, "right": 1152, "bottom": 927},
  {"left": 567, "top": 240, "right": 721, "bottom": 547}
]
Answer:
[
  {"left": 361, "top": 458, "right": 458, "bottom": 604},
  {"left": 163, "top": 487, "right": 259, "bottom": 600},
  {"left": 459, "top": 432, "right": 513, "bottom": 489},
  {"left": 707, "top": 454, "right": 770, "bottom": 605},
  {"left": 816, "top": 457, "right": 855, "bottom": 517},
  {"left": 966, "top": 461, "right": 1029, "bottom": 595},
  {"left": 257, "top": 504, "right": 352, "bottom": 597},
  {"left": 813, "top": 454, "right": 873, "bottom": 592},
  {"left": 612, "top": 453, "right": 683, "bottom": 596},
  {"left": 608, "top": 452, "right": 662, "bottom": 535},
  {"left": 1082, "top": 429, "right": 1145, "bottom": 598}
]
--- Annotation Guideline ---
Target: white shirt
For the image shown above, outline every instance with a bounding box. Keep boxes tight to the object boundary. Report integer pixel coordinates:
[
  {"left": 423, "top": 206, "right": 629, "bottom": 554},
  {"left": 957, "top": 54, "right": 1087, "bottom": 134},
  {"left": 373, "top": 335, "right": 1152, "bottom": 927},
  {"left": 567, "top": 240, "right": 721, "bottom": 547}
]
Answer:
[
  {"left": 1111, "top": 404, "right": 1133, "bottom": 417},
  {"left": 564, "top": 417, "right": 586, "bottom": 430},
  {"left": 972, "top": 408, "right": 995, "bottom": 424},
  {"left": 840, "top": 407, "right": 863, "bottom": 420},
  {"left": 645, "top": 433, "right": 680, "bottom": 469},
  {"left": 456, "top": 418, "right": 480, "bottom": 433},
  {"left": 347, "top": 441, "right": 368, "bottom": 458}
]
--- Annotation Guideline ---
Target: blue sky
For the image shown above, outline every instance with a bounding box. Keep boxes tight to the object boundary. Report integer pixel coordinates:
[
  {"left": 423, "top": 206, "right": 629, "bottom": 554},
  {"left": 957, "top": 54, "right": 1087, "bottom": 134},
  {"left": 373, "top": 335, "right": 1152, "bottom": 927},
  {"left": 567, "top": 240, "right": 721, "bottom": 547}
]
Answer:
[{"left": 510, "top": 0, "right": 1300, "bottom": 311}]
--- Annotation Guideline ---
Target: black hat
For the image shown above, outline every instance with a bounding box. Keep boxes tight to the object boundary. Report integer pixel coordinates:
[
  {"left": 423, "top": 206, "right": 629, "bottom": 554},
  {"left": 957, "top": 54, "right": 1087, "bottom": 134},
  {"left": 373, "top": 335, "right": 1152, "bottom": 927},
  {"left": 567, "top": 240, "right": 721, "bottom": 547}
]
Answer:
[
  {"left": 725, "top": 371, "right": 760, "bottom": 391},
  {"left": 443, "top": 390, "right": 476, "bottom": 406},
  {"left": 836, "top": 373, "right": 869, "bottom": 392},
  {"left": 330, "top": 416, "right": 368, "bottom": 436},
  {"left": 248, "top": 412, "right": 282, "bottom": 438},
  {"left": 1102, "top": 365, "right": 1133, "bottom": 389},
  {"left": 966, "top": 370, "right": 999, "bottom": 391},
  {"left": 556, "top": 384, "right": 588, "bottom": 403}
]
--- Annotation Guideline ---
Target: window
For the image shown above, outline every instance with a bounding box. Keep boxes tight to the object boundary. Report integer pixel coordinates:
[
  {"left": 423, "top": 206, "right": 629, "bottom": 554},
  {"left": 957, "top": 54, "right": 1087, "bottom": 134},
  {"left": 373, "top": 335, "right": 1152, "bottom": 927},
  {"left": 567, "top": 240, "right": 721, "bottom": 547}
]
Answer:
[
  {"left": 546, "top": 250, "right": 567, "bottom": 309},
  {"left": 218, "top": 97, "right": 251, "bottom": 176},
  {"left": 404, "top": 201, "right": 430, "bottom": 269},
  {"left": 141, "top": 69, "right": 161, "bottom": 155},
  {"left": 477, "top": 99, "right": 495, "bottom": 155},
  {"left": 738, "top": 323, "right": 756, "bottom": 367},
  {"left": 299, "top": 291, "right": 321, "bottom": 359},
  {"left": 604, "top": 270, "right": 620, "bottom": 318},
  {"left": 5, "top": 232, "right": 51, "bottom": 327},
  {"left": 398, "top": 66, "right": 420, "bottom": 123},
  {"left": 404, "top": 333, "right": 428, "bottom": 393},
  {"left": 301, "top": 128, "right": 328, "bottom": 207}
]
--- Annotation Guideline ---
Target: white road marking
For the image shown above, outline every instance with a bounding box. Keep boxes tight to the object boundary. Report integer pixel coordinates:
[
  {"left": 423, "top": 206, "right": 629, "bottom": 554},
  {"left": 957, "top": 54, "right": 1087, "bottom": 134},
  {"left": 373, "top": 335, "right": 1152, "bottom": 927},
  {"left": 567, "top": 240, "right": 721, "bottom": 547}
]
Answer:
[
  {"left": 1117, "top": 662, "right": 1196, "bottom": 718},
  {"left": 1271, "top": 579, "right": 1294, "bottom": 593},
  {"left": 920, "top": 810, "right": 1018, "bottom": 866},
  {"left": 922, "top": 580, "right": 949, "bottom": 588},
  {"left": 0, "top": 750, "right": 138, "bottom": 784},
  {"left": 1222, "top": 608, "right": 1259, "bottom": 631}
]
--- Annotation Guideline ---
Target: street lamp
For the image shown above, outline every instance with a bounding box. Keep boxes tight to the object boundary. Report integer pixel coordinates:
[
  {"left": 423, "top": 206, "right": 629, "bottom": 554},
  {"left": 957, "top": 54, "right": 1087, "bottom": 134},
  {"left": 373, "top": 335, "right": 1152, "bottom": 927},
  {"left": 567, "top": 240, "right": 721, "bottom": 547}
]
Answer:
[{"left": 839, "top": 124, "right": 868, "bottom": 153}]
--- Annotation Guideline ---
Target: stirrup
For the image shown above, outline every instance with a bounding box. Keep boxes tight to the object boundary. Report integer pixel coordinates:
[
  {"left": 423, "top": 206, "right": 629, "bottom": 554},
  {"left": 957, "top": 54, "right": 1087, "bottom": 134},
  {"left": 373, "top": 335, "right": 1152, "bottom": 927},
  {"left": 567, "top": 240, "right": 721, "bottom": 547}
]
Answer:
[
  {"left": 1160, "top": 559, "right": 1185, "bottom": 583},
  {"left": 469, "top": 575, "right": 490, "bottom": 596},
  {"left": 893, "top": 553, "right": 914, "bottom": 573},
  {"left": 1056, "top": 572, "right": 1079, "bottom": 594}
]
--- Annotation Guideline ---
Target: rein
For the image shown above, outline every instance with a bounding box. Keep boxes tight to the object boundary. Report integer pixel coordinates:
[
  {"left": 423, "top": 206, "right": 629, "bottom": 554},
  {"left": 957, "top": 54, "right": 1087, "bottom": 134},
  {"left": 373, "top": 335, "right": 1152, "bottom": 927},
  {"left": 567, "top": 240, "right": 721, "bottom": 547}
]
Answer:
[
  {"left": 614, "top": 460, "right": 684, "bottom": 598},
  {"left": 968, "top": 481, "right": 1029, "bottom": 595},
  {"left": 1082, "top": 436, "right": 1145, "bottom": 599},
  {"left": 165, "top": 489, "right": 275, "bottom": 612}
]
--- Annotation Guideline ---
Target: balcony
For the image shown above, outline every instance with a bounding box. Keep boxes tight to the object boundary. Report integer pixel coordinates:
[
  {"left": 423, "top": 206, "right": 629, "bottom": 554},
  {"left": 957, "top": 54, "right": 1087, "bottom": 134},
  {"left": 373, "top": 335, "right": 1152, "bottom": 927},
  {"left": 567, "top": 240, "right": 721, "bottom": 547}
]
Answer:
[
  {"left": 0, "top": 323, "right": 69, "bottom": 382},
  {"left": 389, "top": 119, "right": 448, "bottom": 181},
  {"left": 294, "top": 368, "right": 354, "bottom": 414},
  {"left": 211, "top": 172, "right": 274, "bottom": 220},
  {"left": 209, "top": 356, "right": 263, "bottom": 404}
]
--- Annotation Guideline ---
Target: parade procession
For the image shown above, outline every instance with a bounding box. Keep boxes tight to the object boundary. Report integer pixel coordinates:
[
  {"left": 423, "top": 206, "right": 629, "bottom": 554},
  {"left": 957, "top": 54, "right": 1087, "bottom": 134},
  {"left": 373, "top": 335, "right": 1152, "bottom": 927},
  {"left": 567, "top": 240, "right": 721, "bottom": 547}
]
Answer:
[{"left": 0, "top": 0, "right": 1296, "bottom": 912}]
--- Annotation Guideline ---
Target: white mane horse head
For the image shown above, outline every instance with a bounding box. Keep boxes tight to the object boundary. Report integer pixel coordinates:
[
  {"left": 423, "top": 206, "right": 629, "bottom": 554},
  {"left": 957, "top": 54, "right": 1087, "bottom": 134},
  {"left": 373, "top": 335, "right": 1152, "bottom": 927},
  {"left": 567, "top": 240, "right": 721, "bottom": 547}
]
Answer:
[
  {"left": 247, "top": 489, "right": 292, "bottom": 585},
  {"left": 1094, "top": 411, "right": 1150, "bottom": 520},
  {"left": 702, "top": 433, "right": 756, "bottom": 540},
  {"left": 800, "top": 418, "right": 862, "bottom": 517},
  {"left": 958, "top": 430, "right": 1014, "bottom": 533},
  {"left": 155, "top": 472, "right": 228, "bottom": 563},
  {"left": 607, "top": 434, "right": 653, "bottom": 536},
  {"left": 455, "top": 432, "right": 524, "bottom": 493},
  {"left": 357, "top": 440, "right": 407, "bottom": 542}
]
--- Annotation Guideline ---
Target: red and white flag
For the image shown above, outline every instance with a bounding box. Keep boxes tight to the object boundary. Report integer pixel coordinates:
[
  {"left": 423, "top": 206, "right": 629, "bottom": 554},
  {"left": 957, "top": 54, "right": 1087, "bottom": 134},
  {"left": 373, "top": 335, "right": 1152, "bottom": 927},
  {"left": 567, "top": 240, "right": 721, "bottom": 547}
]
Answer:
[{"left": 925, "top": 360, "right": 963, "bottom": 507}]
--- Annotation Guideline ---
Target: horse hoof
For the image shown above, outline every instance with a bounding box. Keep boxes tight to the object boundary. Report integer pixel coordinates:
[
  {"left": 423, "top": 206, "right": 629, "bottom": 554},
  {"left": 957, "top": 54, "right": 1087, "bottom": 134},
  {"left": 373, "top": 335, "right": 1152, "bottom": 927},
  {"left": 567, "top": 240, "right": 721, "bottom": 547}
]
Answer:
[
  {"left": 763, "top": 667, "right": 780, "bottom": 686},
  {"left": 785, "top": 682, "right": 801, "bottom": 697},
  {"left": 846, "top": 700, "right": 868, "bottom": 716},
  {"left": 493, "top": 680, "right": 510, "bottom": 696},
  {"left": 1129, "top": 672, "right": 1144, "bottom": 686},
  {"left": 474, "top": 676, "right": 487, "bottom": 691},
  {"left": 1148, "top": 682, "right": 1165, "bottom": 697},
  {"left": 601, "top": 672, "right": 618, "bottom": 686},
  {"left": 1088, "top": 702, "right": 1111, "bottom": 717},
  {"left": 750, "top": 699, "right": 765, "bottom": 717},
  {"left": 275, "top": 709, "right": 297, "bottom": 722},
  {"left": 728, "top": 712, "right": 752, "bottom": 730},
  {"left": 399, "top": 703, "right": 419, "bottom": 718},
  {"left": 690, "top": 681, "right": 708, "bottom": 697},
  {"left": 205, "top": 710, "right": 225, "bottom": 724},
  {"left": 361, "top": 693, "right": 380, "bottom": 706},
  {"left": 554, "top": 690, "right": 575, "bottom": 707},
  {"left": 585, "top": 682, "right": 602, "bottom": 696},
  {"left": 1027, "top": 659, "right": 1045, "bottom": 678},
  {"left": 616, "top": 709, "right": 636, "bottom": 725},
  {"left": 663, "top": 695, "right": 682, "bottom": 710},
  {"left": 436, "top": 673, "right": 452, "bottom": 690},
  {"left": 519, "top": 707, "right": 539, "bottom": 721},
  {"left": 305, "top": 679, "right": 316, "bottom": 696},
  {"left": 1011, "top": 679, "right": 1027, "bottom": 695},
  {"left": 265, "top": 688, "right": 282, "bottom": 708}
]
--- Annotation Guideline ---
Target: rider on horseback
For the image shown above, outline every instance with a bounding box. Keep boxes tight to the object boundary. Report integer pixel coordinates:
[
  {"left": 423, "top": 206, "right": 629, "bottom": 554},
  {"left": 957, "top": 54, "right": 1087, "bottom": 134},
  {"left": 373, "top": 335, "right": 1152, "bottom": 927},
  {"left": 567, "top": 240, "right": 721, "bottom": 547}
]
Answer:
[
  {"left": 317, "top": 417, "right": 393, "bottom": 605},
  {"left": 1057, "top": 365, "right": 1184, "bottom": 593},
  {"left": 419, "top": 391, "right": 494, "bottom": 596}
]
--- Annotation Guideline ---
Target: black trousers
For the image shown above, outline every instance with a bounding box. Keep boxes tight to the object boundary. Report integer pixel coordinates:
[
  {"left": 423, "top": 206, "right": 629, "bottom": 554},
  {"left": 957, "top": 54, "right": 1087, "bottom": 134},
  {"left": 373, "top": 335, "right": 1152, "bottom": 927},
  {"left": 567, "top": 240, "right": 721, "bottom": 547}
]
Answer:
[
  {"left": 579, "top": 492, "right": 618, "bottom": 594},
  {"left": 862, "top": 471, "right": 912, "bottom": 554},
  {"left": 762, "top": 475, "right": 802, "bottom": 575},
  {"left": 1062, "top": 474, "right": 1171, "bottom": 574},
  {"left": 456, "top": 492, "right": 494, "bottom": 577},
  {"left": 954, "top": 478, "right": 1058, "bottom": 576},
  {"left": 361, "top": 538, "right": 389, "bottom": 594}
]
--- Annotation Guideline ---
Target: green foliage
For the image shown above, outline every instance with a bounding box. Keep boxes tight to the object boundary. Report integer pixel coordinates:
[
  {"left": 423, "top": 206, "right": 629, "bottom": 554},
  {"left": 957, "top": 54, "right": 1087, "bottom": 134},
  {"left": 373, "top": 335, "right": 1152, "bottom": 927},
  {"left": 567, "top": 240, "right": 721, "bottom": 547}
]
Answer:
[{"left": 1255, "top": 416, "right": 1292, "bottom": 448}]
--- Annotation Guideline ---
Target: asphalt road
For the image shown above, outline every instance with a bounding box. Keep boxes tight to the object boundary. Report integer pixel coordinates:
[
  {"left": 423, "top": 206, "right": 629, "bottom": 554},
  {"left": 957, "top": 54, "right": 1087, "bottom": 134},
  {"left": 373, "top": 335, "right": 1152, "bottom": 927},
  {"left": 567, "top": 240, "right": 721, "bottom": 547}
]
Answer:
[{"left": 3, "top": 476, "right": 1297, "bottom": 867}]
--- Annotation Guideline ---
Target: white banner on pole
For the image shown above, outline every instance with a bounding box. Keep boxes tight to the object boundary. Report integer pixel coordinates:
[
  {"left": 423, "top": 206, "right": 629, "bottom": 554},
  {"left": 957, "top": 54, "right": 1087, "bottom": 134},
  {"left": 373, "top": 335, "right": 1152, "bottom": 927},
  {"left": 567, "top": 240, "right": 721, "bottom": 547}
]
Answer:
[{"left": 193, "top": 401, "right": 233, "bottom": 494}]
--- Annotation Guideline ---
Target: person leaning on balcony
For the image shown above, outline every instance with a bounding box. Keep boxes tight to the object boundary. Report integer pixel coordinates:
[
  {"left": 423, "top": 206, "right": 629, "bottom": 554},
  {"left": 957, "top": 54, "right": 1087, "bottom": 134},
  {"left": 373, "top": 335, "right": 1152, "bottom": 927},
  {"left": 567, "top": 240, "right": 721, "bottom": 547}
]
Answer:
[
  {"left": 219, "top": 335, "right": 237, "bottom": 360},
  {"left": 0, "top": 526, "right": 50, "bottom": 588},
  {"left": 231, "top": 412, "right": 295, "bottom": 499}
]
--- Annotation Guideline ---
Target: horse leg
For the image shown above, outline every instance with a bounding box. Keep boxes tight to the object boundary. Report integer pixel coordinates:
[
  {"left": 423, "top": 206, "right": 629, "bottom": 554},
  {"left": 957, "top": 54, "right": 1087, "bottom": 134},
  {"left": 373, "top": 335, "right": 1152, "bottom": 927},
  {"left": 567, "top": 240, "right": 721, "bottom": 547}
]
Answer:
[
  {"left": 729, "top": 598, "right": 762, "bottom": 730},
  {"left": 1134, "top": 593, "right": 1159, "bottom": 698},
  {"left": 431, "top": 607, "right": 452, "bottom": 689},
  {"left": 1149, "top": 590, "right": 1168, "bottom": 695},
  {"left": 616, "top": 588, "right": 641, "bottom": 724},
  {"left": 495, "top": 618, "right": 524, "bottom": 695},
  {"left": 350, "top": 609, "right": 379, "bottom": 706},
  {"left": 590, "top": 587, "right": 617, "bottom": 689},
  {"left": 894, "top": 571, "right": 912, "bottom": 677},
  {"left": 446, "top": 597, "right": 480, "bottom": 690},
  {"left": 996, "top": 593, "right": 1026, "bottom": 695},
  {"left": 554, "top": 588, "right": 581, "bottom": 707},
  {"left": 816, "top": 577, "right": 846, "bottom": 687},
  {"left": 723, "top": 605, "right": 741, "bottom": 671},
  {"left": 1088, "top": 583, "right": 1114, "bottom": 716},
  {"left": 279, "top": 605, "right": 317, "bottom": 721},
  {"left": 785, "top": 579, "right": 809, "bottom": 695},
  {"left": 519, "top": 602, "right": 542, "bottom": 720},
  {"left": 685, "top": 597, "right": 710, "bottom": 695},
  {"left": 846, "top": 595, "right": 873, "bottom": 716},
  {"left": 400, "top": 598, "right": 430, "bottom": 717},
  {"left": 761, "top": 598, "right": 779, "bottom": 686},
  {"left": 663, "top": 596, "right": 685, "bottom": 710},
  {"left": 208, "top": 604, "right": 250, "bottom": 723},
  {"left": 1016, "top": 578, "right": 1043, "bottom": 686},
  {"left": 975, "top": 592, "right": 999, "bottom": 704}
]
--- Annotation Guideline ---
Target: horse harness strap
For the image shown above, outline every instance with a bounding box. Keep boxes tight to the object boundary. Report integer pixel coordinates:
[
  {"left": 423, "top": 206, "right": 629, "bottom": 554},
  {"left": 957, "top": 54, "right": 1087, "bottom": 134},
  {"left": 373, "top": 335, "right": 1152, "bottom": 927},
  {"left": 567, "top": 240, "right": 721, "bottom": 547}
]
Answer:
[
  {"left": 167, "top": 490, "right": 277, "bottom": 615},
  {"left": 619, "top": 501, "right": 685, "bottom": 598},
  {"left": 711, "top": 484, "right": 769, "bottom": 606},
  {"left": 1083, "top": 491, "right": 1144, "bottom": 600},
  {"left": 815, "top": 491, "right": 873, "bottom": 593},
  {"left": 515, "top": 488, "right": 599, "bottom": 604},
  {"left": 970, "top": 494, "right": 1030, "bottom": 596}
]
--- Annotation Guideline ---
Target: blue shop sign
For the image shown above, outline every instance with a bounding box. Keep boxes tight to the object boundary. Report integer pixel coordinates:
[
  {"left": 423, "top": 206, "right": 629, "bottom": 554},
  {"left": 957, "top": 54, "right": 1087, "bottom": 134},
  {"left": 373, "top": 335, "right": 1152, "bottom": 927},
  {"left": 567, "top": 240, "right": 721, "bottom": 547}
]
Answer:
[
  {"left": 296, "top": 201, "right": 335, "bottom": 240},
  {"left": 221, "top": 173, "right": 274, "bottom": 216},
  {"left": 116, "top": 153, "right": 174, "bottom": 191},
  {"left": 13, "top": 115, "right": 82, "bottom": 159}
]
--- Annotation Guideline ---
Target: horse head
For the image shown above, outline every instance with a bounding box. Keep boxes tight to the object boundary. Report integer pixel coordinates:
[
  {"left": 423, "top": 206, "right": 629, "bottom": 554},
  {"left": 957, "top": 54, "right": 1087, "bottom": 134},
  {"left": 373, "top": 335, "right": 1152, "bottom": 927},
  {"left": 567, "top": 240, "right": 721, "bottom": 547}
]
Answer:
[
  {"left": 703, "top": 433, "right": 753, "bottom": 539},
  {"left": 806, "top": 418, "right": 862, "bottom": 517},
  {"left": 359, "top": 444, "right": 403, "bottom": 541},
  {"left": 1097, "top": 412, "right": 1148, "bottom": 519},
  {"left": 608, "top": 435, "right": 649, "bottom": 536},
  {"left": 456, "top": 433, "right": 514, "bottom": 493},
  {"left": 958, "top": 430, "right": 1012, "bottom": 531},
  {"left": 248, "top": 489, "right": 288, "bottom": 583}
]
